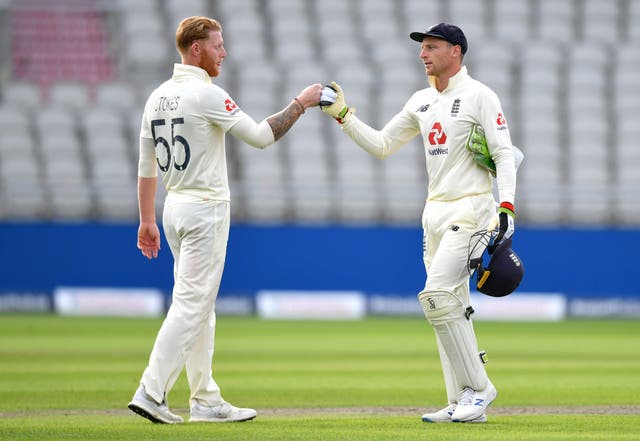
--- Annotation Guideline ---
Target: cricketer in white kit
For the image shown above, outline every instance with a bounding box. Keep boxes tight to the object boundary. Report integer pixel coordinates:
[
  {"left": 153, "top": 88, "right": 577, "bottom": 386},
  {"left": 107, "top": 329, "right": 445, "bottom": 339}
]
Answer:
[
  {"left": 129, "top": 16, "right": 322, "bottom": 424},
  {"left": 320, "top": 22, "right": 519, "bottom": 423}
]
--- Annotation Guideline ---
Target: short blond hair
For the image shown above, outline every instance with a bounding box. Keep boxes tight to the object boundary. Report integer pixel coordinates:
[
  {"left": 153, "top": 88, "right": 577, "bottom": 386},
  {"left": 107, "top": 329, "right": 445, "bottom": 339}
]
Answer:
[{"left": 175, "top": 16, "right": 222, "bottom": 54}]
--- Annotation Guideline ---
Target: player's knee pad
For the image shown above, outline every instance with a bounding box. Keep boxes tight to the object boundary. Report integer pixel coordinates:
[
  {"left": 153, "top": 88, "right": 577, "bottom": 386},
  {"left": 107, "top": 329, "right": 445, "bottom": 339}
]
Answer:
[
  {"left": 418, "top": 289, "right": 461, "bottom": 324},
  {"left": 418, "top": 288, "right": 488, "bottom": 392}
]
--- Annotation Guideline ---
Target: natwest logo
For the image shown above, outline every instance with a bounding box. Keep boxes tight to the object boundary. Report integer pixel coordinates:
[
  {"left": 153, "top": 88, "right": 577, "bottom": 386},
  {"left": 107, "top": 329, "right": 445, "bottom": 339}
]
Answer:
[
  {"left": 428, "top": 122, "right": 447, "bottom": 145},
  {"left": 225, "top": 98, "right": 238, "bottom": 112},
  {"left": 496, "top": 112, "right": 508, "bottom": 131}
]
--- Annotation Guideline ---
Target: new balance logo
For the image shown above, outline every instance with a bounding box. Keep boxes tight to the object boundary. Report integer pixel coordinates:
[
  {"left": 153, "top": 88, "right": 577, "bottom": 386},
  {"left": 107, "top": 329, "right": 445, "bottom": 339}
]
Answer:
[{"left": 474, "top": 399, "right": 485, "bottom": 407}]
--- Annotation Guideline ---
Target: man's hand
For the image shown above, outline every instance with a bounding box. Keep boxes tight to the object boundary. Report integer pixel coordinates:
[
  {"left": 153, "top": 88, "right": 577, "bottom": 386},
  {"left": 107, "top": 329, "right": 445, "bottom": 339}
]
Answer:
[
  {"left": 320, "top": 81, "right": 353, "bottom": 124},
  {"left": 295, "top": 83, "right": 323, "bottom": 111},
  {"left": 137, "top": 221, "right": 161, "bottom": 259},
  {"left": 466, "top": 124, "right": 496, "bottom": 176},
  {"left": 489, "top": 202, "right": 515, "bottom": 254}
]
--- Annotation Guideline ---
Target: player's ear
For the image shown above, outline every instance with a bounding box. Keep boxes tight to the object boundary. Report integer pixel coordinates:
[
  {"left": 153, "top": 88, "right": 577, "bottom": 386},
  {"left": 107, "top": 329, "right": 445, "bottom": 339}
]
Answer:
[
  {"left": 190, "top": 40, "right": 200, "bottom": 57},
  {"left": 452, "top": 45, "right": 463, "bottom": 63}
]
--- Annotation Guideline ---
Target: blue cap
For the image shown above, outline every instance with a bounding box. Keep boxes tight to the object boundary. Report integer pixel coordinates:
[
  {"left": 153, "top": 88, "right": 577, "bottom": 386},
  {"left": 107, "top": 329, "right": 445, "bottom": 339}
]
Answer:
[{"left": 410, "top": 22, "right": 468, "bottom": 54}]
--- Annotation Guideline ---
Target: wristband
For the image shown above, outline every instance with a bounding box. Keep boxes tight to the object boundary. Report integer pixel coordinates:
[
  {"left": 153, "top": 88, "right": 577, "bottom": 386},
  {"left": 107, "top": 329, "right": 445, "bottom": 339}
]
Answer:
[
  {"left": 498, "top": 201, "right": 515, "bottom": 216},
  {"left": 335, "top": 106, "right": 351, "bottom": 124},
  {"left": 293, "top": 97, "right": 305, "bottom": 114}
]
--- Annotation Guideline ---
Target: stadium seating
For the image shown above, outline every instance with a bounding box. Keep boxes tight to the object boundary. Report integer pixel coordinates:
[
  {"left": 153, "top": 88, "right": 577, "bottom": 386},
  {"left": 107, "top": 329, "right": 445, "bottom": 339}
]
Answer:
[{"left": 0, "top": 0, "right": 637, "bottom": 226}]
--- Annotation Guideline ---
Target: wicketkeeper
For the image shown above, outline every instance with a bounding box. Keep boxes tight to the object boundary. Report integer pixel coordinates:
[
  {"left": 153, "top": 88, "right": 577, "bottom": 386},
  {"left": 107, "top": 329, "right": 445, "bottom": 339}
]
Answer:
[{"left": 320, "top": 22, "right": 522, "bottom": 423}]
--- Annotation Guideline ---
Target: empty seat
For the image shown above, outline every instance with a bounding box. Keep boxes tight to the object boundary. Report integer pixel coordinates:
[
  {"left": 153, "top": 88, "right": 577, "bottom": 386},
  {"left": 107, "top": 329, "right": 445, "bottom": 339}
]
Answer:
[
  {"left": 356, "top": 0, "right": 401, "bottom": 42},
  {"left": 115, "top": 0, "right": 159, "bottom": 12},
  {"left": 628, "top": 0, "right": 640, "bottom": 40},
  {"left": 120, "top": 10, "right": 164, "bottom": 38},
  {"left": 493, "top": 0, "right": 532, "bottom": 42},
  {"left": 403, "top": 0, "right": 443, "bottom": 33},
  {"left": 125, "top": 36, "right": 172, "bottom": 75},
  {"left": 448, "top": 0, "right": 489, "bottom": 42},
  {"left": 165, "top": 0, "right": 209, "bottom": 31},
  {"left": 567, "top": 184, "right": 611, "bottom": 224},
  {"left": 39, "top": 131, "right": 83, "bottom": 164},
  {"left": 47, "top": 81, "right": 90, "bottom": 112},
  {"left": 520, "top": 43, "right": 563, "bottom": 91},
  {"left": 581, "top": 0, "right": 620, "bottom": 43},
  {"left": 536, "top": 0, "right": 576, "bottom": 43},
  {"left": 1, "top": 80, "right": 42, "bottom": 111},
  {"left": 379, "top": 146, "right": 427, "bottom": 223},
  {"left": 35, "top": 105, "right": 76, "bottom": 134},
  {"left": 273, "top": 34, "right": 315, "bottom": 64},
  {"left": 0, "top": 157, "right": 48, "bottom": 218},
  {"left": 241, "top": 178, "right": 289, "bottom": 222},
  {"left": 0, "top": 130, "right": 37, "bottom": 159},
  {"left": 43, "top": 160, "right": 93, "bottom": 219},
  {"left": 322, "top": 39, "right": 366, "bottom": 68},
  {"left": 81, "top": 105, "right": 128, "bottom": 136},
  {"left": 95, "top": 81, "right": 138, "bottom": 113},
  {"left": 316, "top": 14, "right": 358, "bottom": 48},
  {"left": 520, "top": 159, "right": 563, "bottom": 187},
  {"left": 92, "top": 160, "right": 137, "bottom": 219},
  {"left": 518, "top": 181, "right": 566, "bottom": 224},
  {"left": 288, "top": 148, "right": 334, "bottom": 223},
  {"left": 85, "top": 133, "right": 131, "bottom": 163},
  {"left": 215, "top": 0, "right": 259, "bottom": 15},
  {"left": 334, "top": 154, "right": 381, "bottom": 223},
  {"left": 0, "top": 105, "right": 31, "bottom": 134}
]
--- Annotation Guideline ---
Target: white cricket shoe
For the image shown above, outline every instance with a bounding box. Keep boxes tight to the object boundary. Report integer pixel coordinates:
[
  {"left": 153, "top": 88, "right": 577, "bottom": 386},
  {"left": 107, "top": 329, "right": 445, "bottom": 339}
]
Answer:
[
  {"left": 422, "top": 403, "right": 487, "bottom": 423},
  {"left": 451, "top": 381, "right": 497, "bottom": 422},
  {"left": 189, "top": 401, "right": 257, "bottom": 423},
  {"left": 422, "top": 403, "right": 456, "bottom": 422},
  {"left": 128, "top": 385, "right": 184, "bottom": 424}
]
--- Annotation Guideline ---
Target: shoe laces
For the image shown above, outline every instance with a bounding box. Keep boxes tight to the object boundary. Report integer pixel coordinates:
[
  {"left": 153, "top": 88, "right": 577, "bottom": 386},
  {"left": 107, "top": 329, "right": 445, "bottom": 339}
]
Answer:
[
  {"left": 216, "top": 402, "right": 232, "bottom": 416},
  {"left": 444, "top": 403, "right": 457, "bottom": 413},
  {"left": 458, "top": 387, "right": 475, "bottom": 406},
  {"left": 195, "top": 401, "right": 232, "bottom": 417}
]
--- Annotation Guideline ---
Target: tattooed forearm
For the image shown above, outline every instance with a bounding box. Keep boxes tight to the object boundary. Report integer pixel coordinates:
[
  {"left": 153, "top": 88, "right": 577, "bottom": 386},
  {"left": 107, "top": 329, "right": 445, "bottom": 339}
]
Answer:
[{"left": 267, "top": 100, "right": 305, "bottom": 141}]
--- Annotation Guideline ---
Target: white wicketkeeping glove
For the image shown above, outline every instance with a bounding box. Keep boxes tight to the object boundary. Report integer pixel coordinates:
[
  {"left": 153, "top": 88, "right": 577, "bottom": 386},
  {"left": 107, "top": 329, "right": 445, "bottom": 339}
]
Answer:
[{"left": 320, "top": 81, "right": 353, "bottom": 124}]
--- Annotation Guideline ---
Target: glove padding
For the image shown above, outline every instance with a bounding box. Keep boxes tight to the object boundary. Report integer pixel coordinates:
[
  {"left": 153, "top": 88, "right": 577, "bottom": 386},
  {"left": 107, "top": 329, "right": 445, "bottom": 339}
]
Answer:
[
  {"left": 320, "top": 86, "right": 337, "bottom": 106},
  {"left": 320, "top": 81, "right": 353, "bottom": 124},
  {"left": 489, "top": 202, "right": 515, "bottom": 254},
  {"left": 466, "top": 124, "right": 496, "bottom": 176}
]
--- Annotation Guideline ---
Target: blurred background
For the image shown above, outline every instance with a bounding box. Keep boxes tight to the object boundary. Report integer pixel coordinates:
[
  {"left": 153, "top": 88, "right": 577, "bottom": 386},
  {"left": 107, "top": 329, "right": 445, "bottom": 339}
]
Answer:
[{"left": 0, "top": 0, "right": 638, "bottom": 318}]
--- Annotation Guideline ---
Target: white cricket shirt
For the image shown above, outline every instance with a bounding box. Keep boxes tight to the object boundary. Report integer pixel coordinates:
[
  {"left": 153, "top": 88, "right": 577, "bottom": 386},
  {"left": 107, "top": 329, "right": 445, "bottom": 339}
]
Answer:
[
  {"left": 342, "top": 66, "right": 516, "bottom": 204},
  {"left": 138, "top": 64, "right": 254, "bottom": 201}
]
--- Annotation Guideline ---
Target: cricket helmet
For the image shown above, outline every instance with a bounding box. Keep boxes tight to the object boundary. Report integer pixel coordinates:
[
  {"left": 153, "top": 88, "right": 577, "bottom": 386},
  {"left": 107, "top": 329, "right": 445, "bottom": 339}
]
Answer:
[{"left": 468, "top": 231, "right": 524, "bottom": 297}]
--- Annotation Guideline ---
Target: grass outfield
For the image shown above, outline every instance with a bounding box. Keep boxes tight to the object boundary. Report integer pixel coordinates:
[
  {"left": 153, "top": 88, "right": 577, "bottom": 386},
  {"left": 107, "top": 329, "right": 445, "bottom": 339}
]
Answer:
[{"left": 0, "top": 314, "right": 639, "bottom": 440}]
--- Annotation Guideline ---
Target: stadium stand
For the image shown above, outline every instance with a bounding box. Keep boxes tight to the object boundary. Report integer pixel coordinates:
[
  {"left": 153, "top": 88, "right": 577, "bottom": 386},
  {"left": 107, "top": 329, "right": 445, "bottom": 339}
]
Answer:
[{"left": 0, "top": 0, "right": 637, "bottom": 226}]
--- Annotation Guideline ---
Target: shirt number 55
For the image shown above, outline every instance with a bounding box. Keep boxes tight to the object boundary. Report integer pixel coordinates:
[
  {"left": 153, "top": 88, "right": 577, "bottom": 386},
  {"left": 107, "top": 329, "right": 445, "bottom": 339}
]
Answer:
[{"left": 151, "top": 118, "right": 191, "bottom": 172}]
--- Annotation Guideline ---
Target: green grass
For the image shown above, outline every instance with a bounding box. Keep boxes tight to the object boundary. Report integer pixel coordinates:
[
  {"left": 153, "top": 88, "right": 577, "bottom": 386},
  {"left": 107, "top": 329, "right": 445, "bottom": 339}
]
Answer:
[{"left": 1, "top": 314, "right": 639, "bottom": 440}]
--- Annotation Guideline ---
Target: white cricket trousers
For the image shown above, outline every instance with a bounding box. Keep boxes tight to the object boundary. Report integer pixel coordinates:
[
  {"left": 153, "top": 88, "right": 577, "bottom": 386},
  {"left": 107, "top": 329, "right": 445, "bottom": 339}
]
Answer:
[
  {"left": 421, "top": 193, "right": 496, "bottom": 292},
  {"left": 141, "top": 192, "right": 230, "bottom": 407},
  {"left": 419, "top": 192, "right": 496, "bottom": 403}
]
